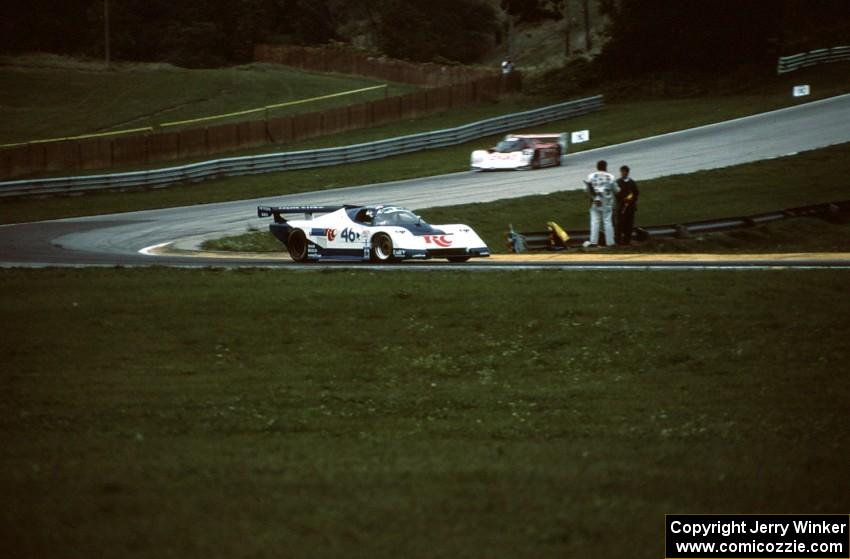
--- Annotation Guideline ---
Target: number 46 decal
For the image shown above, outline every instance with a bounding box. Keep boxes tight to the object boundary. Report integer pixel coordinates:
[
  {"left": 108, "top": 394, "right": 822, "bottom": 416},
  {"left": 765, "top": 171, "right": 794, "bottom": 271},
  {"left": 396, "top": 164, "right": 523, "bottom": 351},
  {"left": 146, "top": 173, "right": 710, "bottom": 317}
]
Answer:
[{"left": 340, "top": 228, "right": 361, "bottom": 243}]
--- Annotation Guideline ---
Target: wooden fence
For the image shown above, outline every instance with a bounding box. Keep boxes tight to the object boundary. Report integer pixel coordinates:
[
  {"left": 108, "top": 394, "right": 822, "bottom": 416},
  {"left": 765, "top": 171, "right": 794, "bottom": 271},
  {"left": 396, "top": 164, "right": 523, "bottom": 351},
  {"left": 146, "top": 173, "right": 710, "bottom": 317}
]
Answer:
[
  {"left": 253, "top": 44, "right": 495, "bottom": 86},
  {"left": 0, "top": 48, "right": 518, "bottom": 180}
]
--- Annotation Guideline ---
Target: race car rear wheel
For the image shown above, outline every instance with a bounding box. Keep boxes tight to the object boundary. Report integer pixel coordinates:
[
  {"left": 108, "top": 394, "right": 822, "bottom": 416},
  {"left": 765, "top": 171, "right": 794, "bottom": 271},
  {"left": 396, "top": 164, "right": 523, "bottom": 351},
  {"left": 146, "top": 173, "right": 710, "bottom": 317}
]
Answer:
[
  {"left": 371, "top": 233, "right": 396, "bottom": 263},
  {"left": 287, "top": 229, "right": 309, "bottom": 263}
]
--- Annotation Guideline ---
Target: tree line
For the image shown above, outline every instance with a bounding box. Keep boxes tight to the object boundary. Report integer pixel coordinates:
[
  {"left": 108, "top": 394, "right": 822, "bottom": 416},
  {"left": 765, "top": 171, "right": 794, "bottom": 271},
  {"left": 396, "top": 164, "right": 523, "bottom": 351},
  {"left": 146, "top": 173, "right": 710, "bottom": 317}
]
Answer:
[
  {"left": 0, "top": 0, "right": 501, "bottom": 67},
  {"left": 504, "top": 0, "right": 849, "bottom": 75},
  {"left": 1, "top": 0, "right": 847, "bottom": 72}
]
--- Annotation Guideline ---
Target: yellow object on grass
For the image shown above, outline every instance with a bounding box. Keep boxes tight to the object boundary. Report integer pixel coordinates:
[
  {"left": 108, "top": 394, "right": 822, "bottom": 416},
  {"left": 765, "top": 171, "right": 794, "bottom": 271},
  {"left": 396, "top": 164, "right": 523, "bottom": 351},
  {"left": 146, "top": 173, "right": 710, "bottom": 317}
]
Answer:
[{"left": 547, "top": 221, "right": 569, "bottom": 243}]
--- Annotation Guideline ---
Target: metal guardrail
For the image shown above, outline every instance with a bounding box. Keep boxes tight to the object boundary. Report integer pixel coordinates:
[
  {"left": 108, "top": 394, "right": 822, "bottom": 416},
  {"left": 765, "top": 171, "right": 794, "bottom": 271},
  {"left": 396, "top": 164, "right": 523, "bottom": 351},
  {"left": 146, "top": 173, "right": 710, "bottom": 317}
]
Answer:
[
  {"left": 0, "top": 95, "right": 604, "bottom": 198},
  {"left": 777, "top": 46, "right": 850, "bottom": 74},
  {"left": 511, "top": 200, "right": 850, "bottom": 250}
]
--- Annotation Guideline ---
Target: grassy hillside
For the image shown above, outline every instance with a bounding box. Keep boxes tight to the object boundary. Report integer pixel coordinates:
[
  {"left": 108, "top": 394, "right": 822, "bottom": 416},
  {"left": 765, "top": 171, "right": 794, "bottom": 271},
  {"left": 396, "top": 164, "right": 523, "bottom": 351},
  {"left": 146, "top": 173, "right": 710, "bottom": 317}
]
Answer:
[{"left": 0, "top": 54, "right": 416, "bottom": 145}]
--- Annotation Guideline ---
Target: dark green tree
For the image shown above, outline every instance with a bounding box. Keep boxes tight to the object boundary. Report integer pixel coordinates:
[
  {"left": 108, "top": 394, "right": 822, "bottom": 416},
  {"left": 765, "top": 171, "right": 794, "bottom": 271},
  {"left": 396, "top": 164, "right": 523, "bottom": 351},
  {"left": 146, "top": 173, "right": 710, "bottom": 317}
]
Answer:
[
  {"left": 377, "top": 0, "right": 499, "bottom": 63},
  {"left": 501, "top": 0, "right": 560, "bottom": 24},
  {"left": 597, "top": 0, "right": 784, "bottom": 74},
  {"left": 1, "top": 0, "right": 95, "bottom": 55}
]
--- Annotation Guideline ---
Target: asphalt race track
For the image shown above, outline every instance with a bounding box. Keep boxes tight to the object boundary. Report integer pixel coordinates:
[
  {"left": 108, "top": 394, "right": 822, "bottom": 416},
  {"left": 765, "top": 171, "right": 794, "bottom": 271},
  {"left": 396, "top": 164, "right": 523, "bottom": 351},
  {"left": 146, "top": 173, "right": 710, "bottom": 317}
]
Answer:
[{"left": 2, "top": 94, "right": 849, "bottom": 270}]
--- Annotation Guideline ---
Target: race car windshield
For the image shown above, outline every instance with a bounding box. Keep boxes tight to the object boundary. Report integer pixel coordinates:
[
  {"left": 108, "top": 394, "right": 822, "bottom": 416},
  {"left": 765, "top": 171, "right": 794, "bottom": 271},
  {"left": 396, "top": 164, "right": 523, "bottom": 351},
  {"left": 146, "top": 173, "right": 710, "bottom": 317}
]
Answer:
[
  {"left": 373, "top": 208, "right": 426, "bottom": 226},
  {"left": 495, "top": 138, "right": 527, "bottom": 153}
]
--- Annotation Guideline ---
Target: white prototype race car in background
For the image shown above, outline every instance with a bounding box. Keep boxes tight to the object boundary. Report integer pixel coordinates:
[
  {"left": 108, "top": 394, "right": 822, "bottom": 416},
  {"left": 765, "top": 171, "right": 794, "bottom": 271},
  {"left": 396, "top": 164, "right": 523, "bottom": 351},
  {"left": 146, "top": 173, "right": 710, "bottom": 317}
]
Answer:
[
  {"left": 470, "top": 133, "right": 567, "bottom": 171},
  {"left": 257, "top": 204, "right": 490, "bottom": 263}
]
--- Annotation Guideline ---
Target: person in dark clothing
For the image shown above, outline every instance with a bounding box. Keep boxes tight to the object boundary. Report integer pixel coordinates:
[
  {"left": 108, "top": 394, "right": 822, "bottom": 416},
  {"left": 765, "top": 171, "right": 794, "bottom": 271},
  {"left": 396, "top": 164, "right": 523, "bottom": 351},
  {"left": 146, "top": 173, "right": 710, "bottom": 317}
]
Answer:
[{"left": 615, "top": 165, "right": 639, "bottom": 245}]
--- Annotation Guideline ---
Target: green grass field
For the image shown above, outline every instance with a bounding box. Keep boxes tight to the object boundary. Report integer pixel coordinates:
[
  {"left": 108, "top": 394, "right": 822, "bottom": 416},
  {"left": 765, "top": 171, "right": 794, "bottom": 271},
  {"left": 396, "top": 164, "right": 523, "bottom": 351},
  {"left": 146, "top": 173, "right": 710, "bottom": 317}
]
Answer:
[
  {"left": 0, "top": 55, "right": 415, "bottom": 145},
  {"left": 0, "top": 268, "right": 847, "bottom": 558},
  {"left": 203, "top": 142, "right": 850, "bottom": 254},
  {"left": 2, "top": 63, "right": 848, "bottom": 226}
]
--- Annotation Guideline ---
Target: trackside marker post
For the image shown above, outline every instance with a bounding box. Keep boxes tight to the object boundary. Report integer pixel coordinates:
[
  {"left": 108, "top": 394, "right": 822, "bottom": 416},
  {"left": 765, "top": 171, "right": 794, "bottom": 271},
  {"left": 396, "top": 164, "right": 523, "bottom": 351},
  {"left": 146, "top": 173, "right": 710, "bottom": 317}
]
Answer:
[
  {"left": 793, "top": 85, "right": 811, "bottom": 97},
  {"left": 571, "top": 130, "right": 590, "bottom": 143}
]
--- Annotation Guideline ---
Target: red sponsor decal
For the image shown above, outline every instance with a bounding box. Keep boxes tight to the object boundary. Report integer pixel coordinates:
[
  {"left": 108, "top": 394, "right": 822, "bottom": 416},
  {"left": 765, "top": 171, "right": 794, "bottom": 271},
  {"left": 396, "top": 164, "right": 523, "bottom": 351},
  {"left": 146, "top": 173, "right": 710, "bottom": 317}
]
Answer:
[
  {"left": 424, "top": 234, "right": 453, "bottom": 247},
  {"left": 325, "top": 228, "right": 337, "bottom": 241}
]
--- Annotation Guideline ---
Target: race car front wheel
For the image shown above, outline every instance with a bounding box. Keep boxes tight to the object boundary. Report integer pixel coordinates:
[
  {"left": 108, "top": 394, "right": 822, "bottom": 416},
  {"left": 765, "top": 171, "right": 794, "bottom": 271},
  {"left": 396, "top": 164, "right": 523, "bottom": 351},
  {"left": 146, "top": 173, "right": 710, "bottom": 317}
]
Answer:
[
  {"left": 531, "top": 150, "right": 541, "bottom": 169},
  {"left": 287, "top": 229, "right": 310, "bottom": 263},
  {"left": 371, "top": 233, "right": 395, "bottom": 263}
]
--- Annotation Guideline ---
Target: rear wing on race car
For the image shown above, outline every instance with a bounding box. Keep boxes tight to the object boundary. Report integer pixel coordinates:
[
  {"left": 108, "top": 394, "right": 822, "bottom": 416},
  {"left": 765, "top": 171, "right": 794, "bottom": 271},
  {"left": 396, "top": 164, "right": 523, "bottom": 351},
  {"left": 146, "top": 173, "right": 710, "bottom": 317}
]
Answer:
[
  {"left": 257, "top": 205, "right": 347, "bottom": 223},
  {"left": 508, "top": 133, "right": 568, "bottom": 161}
]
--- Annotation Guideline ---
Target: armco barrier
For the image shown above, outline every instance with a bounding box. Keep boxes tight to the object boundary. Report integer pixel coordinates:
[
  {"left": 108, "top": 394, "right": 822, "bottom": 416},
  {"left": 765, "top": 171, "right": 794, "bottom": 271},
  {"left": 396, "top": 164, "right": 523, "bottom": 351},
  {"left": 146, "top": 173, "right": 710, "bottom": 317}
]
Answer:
[
  {"left": 777, "top": 46, "right": 850, "bottom": 74},
  {"left": 512, "top": 200, "right": 850, "bottom": 250},
  {"left": 0, "top": 95, "right": 604, "bottom": 197}
]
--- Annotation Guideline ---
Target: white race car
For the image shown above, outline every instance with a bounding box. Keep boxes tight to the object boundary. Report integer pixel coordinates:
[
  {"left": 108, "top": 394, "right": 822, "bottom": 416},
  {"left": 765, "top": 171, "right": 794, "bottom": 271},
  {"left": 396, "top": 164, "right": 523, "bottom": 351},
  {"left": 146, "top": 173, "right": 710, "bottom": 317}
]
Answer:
[
  {"left": 470, "top": 133, "right": 567, "bottom": 171},
  {"left": 257, "top": 204, "right": 490, "bottom": 263}
]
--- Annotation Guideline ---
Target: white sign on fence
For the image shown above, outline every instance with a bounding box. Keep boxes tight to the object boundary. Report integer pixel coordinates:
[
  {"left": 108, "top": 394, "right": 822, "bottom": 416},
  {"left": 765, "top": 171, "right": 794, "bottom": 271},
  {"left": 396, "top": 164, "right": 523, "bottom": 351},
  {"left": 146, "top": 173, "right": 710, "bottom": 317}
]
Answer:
[
  {"left": 571, "top": 130, "right": 590, "bottom": 143},
  {"left": 793, "top": 85, "right": 810, "bottom": 97}
]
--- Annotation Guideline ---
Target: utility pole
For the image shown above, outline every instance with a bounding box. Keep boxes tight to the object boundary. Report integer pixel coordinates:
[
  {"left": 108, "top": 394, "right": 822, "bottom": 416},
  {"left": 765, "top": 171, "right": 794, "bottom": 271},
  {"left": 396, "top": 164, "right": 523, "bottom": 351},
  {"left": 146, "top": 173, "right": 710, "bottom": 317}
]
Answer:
[
  {"left": 507, "top": 13, "right": 514, "bottom": 59},
  {"left": 104, "top": 0, "right": 111, "bottom": 68},
  {"left": 581, "top": 0, "right": 592, "bottom": 52}
]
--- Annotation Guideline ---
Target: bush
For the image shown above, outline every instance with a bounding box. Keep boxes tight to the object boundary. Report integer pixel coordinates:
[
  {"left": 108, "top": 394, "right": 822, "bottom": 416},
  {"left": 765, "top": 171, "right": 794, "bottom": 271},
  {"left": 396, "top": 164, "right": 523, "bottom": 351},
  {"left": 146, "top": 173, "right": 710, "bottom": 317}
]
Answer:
[
  {"left": 376, "top": 0, "right": 499, "bottom": 64},
  {"left": 525, "top": 57, "right": 783, "bottom": 102},
  {"left": 524, "top": 58, "right": 599, "bottom": 97}
]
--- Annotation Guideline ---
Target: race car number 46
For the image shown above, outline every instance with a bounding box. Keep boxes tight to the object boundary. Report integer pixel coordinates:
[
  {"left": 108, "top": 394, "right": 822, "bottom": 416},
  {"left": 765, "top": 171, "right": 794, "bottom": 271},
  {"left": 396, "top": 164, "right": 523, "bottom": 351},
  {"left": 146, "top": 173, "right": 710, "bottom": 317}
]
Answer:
[{"left": 340, "top": 228, "right": 361, "bottom": 242}]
